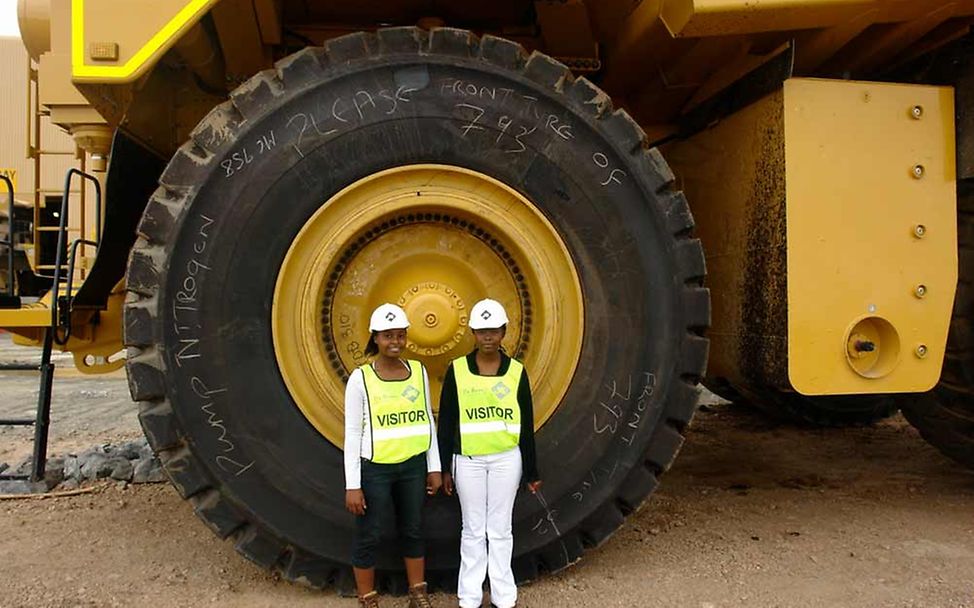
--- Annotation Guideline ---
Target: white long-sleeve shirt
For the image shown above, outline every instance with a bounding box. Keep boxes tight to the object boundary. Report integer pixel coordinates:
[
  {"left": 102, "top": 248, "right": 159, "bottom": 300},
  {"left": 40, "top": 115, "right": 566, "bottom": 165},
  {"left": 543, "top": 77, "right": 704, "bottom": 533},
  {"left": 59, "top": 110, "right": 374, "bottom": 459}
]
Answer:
[{"left": 343, "top": 361, "right": 441, "bottom": 489}]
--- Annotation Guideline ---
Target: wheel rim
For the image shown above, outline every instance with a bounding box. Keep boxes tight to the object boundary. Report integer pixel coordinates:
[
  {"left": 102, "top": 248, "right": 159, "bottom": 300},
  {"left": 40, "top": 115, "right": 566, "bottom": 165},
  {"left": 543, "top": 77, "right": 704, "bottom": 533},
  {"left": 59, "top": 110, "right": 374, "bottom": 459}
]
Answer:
[{"left": 272, "top": 164, "right": 584, "bottom": 446}]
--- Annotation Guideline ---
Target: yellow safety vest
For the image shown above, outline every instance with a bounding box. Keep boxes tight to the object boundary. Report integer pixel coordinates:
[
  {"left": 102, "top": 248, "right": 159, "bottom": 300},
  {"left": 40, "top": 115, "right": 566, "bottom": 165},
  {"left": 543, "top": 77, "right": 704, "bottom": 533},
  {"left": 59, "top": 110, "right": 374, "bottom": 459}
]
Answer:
[
  {"left": 454, "top": 356, "right": 523, "bottom": 456},
  {"left": 360, "top": 359, "right": 431, "bottom": 464}
]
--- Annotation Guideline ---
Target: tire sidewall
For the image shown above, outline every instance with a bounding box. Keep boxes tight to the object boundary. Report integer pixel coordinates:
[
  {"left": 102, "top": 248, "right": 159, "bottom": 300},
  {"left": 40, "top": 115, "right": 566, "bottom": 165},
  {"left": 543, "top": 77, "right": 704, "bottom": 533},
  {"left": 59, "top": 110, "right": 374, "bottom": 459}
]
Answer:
[{"left": 157, "top": 56, "right": 682, "bottom": 570}]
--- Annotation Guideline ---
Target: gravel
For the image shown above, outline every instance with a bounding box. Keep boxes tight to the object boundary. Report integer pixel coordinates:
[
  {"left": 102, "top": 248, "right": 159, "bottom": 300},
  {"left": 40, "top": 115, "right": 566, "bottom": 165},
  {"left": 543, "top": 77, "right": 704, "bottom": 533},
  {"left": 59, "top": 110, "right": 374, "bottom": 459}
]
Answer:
[{"left": 0, "top": 437, "right": 165, "bottom": 494}]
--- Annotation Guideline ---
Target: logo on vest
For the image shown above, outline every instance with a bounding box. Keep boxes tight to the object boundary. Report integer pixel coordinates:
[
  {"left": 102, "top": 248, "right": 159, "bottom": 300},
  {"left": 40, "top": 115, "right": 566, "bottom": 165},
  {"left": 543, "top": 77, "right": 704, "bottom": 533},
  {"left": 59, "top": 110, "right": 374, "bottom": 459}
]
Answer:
[
  {"left": 491, "top": 381, "right": 511, "bottom": 399},
  {"left": 401, "top": 385, "right": 420, "bottom": 402}
]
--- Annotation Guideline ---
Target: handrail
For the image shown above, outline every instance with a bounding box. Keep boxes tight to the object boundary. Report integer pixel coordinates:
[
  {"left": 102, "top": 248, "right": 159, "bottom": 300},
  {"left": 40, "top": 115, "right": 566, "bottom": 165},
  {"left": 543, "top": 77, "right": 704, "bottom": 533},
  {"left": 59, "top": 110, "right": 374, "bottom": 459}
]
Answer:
[
  {"left": 51, "top": 168, "right": 101, "bottom": 345},
  {"left": 59, "top": 237, "right": 99, "bottom": 343},
  {"left": 0, "top": 175, "right": 14, "bottom": 298}
]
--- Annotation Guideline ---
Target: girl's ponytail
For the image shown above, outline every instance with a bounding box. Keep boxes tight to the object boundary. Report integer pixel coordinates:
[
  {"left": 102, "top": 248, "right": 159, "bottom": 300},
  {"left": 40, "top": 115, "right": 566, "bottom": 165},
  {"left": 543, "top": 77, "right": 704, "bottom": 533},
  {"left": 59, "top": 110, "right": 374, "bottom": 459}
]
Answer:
[{"left": 364, "top": 332, "right": 379, "bottom": 357}]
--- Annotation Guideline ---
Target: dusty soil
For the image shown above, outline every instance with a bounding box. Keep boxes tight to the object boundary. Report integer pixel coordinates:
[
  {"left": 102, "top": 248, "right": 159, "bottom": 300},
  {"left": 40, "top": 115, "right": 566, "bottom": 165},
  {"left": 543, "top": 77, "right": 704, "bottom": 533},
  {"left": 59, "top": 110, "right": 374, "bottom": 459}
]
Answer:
[{"left": 1, "top": 334, "right": 973, "bottom": 607}]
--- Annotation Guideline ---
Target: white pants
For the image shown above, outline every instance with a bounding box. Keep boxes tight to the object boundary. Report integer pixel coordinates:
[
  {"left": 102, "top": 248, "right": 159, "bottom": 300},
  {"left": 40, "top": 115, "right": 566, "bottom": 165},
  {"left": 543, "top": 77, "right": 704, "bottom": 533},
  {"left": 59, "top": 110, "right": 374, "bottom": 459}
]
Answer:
[{"left": 454, "top": 447, "right": 522, "bottom": 608}]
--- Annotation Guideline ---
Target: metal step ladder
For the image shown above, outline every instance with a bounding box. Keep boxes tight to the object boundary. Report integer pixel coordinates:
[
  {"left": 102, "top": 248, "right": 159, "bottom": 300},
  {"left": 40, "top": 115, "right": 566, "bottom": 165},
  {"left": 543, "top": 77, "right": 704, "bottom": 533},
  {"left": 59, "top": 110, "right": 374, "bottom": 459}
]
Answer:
[
  {"left": 0, "top": 169, "right": 101, "bottom": 483},
  {"left": 0, "top": 330, "right": 54, "bottom": 483},
  {"left": 26, "top": 55, "right": 88, "bottom": 295}
]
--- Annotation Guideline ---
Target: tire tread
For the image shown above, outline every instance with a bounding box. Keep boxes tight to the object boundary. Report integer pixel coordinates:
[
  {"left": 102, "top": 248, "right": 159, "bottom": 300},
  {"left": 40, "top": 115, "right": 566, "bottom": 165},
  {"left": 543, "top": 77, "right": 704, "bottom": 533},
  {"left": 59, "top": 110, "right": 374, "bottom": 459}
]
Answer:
[
  {"left": 123, "top": 26, "right": 712, "bottom": 590},
  {"left": 901, "top": 178, "right": 974, "bottom": 469}
]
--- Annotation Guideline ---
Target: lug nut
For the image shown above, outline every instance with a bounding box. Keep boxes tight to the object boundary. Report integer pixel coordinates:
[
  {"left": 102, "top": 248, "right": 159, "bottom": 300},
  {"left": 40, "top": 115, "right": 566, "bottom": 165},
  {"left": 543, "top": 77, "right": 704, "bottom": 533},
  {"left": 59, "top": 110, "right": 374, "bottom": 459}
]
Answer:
[
  {"left": 914, "top": 284, "right": 927, "bottom": 298},
  {"left": 915, "top": 344, "right": 928, "bottom": 358},
  {"left": 911, "top": 105, "right": 923, "bottom": 120},
  {"left": 913, "top": 225, "right": 926, "bottom": 238},
  {"left": 912, "top": 164, "right": 925, "bottom": 179}
]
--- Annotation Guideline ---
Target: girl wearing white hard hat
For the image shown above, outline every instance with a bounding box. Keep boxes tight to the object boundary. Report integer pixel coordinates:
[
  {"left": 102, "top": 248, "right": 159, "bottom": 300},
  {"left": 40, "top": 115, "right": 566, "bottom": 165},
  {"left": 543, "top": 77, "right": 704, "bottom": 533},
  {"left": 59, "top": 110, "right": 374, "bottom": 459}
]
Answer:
[
  {"left": 437, "top": 298, "right": 542, "bottom": 608},
  {"left": 344, "top": 303, "right": 442, "bottom": 608}
]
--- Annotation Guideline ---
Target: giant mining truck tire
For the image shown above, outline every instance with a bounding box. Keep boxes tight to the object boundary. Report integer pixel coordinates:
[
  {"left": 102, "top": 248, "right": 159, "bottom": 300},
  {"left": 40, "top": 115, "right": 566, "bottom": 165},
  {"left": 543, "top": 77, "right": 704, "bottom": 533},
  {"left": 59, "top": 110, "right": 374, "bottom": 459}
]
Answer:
[
  {"left": 122, "top": 28, "right": 710, "bottom": 589},
  {"left": 731, "top": 383, "right": 898, "bottom": 427},
  {"left": 900, "top": 179, "right": 974, "bottom": 469}
]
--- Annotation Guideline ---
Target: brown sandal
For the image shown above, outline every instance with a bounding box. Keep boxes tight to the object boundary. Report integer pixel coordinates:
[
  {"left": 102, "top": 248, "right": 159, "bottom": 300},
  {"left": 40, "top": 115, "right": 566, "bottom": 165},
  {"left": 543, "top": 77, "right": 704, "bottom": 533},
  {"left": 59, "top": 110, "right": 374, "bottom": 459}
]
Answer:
[{"left": 407, "top": 582, "right": 433, "bottom": 608}]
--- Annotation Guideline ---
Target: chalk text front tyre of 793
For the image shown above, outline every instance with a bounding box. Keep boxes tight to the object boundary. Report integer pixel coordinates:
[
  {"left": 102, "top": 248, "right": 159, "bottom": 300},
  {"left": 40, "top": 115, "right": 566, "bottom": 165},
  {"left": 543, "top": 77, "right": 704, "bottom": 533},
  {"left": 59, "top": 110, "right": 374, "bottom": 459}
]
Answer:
[{"left": 123, "top": 27, "right": 709, "bottom": 589}]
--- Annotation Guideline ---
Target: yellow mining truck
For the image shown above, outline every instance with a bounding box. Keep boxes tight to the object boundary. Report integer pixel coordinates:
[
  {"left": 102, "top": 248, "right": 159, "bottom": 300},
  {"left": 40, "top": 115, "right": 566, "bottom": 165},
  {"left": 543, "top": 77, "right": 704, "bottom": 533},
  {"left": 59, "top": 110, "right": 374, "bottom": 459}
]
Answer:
[{"left": 4, "top": 0, "right": 973, "bottom": 588}]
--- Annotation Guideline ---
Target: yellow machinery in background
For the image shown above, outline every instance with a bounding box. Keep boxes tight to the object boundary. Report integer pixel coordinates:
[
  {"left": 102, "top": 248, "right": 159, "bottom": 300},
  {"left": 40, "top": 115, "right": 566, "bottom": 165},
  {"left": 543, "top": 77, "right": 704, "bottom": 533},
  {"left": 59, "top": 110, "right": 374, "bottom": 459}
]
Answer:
[{"left": 4, "top": 0, "right": 973, "bottom": 588}]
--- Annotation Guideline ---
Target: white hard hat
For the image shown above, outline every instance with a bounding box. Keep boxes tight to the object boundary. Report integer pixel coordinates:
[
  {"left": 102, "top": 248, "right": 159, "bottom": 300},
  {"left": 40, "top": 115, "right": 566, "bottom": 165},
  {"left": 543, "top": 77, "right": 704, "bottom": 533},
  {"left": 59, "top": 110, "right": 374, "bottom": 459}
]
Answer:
[
  {"left": 369, "top": 303, "right": 410, "bottom": 332},
  {"left": 469, "top": 298, "right": 509, "bottom": 330}
]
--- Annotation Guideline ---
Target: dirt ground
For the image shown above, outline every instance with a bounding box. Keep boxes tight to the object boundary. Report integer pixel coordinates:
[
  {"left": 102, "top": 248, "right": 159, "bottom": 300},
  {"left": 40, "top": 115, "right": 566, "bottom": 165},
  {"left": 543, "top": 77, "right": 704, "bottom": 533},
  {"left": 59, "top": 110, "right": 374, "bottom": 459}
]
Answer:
[
  {"left": 0, "top": 335, "right": 140, "bottom": 465},
  {"left": 1, "top": 336, "right": 973, "bottom": 607}
]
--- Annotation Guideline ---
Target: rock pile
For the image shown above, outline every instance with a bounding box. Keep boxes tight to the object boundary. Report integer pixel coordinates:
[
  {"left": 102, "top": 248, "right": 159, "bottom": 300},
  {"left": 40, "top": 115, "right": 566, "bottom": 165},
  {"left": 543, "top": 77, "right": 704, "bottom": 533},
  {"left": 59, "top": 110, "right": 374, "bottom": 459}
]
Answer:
[{"left": 0, "top": 438, "right": 166, "bottom": 494}]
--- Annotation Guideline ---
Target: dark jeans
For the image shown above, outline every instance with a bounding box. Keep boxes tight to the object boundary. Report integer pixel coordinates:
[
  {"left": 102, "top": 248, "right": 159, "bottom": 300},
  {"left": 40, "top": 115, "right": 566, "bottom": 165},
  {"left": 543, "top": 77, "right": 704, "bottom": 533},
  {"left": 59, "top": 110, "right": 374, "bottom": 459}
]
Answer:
[{"left": 352, "top": 453, "right": 426, "bottom": 569}]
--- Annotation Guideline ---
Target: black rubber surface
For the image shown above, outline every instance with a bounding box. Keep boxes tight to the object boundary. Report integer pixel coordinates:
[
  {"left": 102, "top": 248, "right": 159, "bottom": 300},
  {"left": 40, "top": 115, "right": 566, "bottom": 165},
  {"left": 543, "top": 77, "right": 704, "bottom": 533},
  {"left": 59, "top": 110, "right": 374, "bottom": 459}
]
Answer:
[
  {"left": 901, "top": 179, "right": 974, "bottom": 469},
  {"left": 74, "top": 131, "right": 165, "bottom": 309},
  {"left": 123, "top": 28, "right": 710, "bottom": 589},
  {"left": 724, "top": 382, "right": 898, "bottom": 427}
]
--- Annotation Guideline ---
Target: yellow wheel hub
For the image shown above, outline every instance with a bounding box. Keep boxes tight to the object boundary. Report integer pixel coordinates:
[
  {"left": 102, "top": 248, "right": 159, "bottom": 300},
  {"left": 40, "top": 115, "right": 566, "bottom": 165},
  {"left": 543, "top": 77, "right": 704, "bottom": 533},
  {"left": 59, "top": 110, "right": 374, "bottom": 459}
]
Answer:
[
  {"left": 272, "top": 165, "right": 583, "bottom": 446},
  {"left": 398, "top": 281, "right": 466, "bottom": 352}
]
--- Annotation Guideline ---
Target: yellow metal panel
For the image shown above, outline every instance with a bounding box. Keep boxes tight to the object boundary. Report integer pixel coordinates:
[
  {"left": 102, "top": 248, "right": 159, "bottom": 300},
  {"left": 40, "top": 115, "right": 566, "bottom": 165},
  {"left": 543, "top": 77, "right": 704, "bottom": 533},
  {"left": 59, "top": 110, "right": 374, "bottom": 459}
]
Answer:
[
  {"left": 662, "top": 0, "right": 871, "bottom": 36},
  {"left": 785, "top": 78, "right": 956, "bottom": 394},
  {"left": 665, "top": 77, "right": 955, "bottom": 395},
  {"left": 18, "top": 0, "right": 52, "bottom": 60},
  {"left": 0, "top": 303, "right": 51, "bottom": 327},
  {"left": 602, "top": 0, "right": 670, "bottom": 93},
  {"left": 47, "top": 105, "right": 107, "bottom": 124},
  {"left": 661, "top": 0, "right": 974, "bottom": 37},
  {"left": 39, "top": 51, "right": 89, "bottom": 105},
  {"left": 683, "top": 41, "right": 790, "bottom": 111},
  {"left": 793, "top": 9, "right": 878, "bottom": 73},
  {"left": 69, "top": 282, "right": 125, "bottom": 374},
  {"left": 0, "top": 39, "right": 79, "bottom": 204},
  {"left": 70, "top": 0, "right": 220, "bottom": 83},
  {"left": 663, "top": 89, "right": 788, "bottom": 386},
  {"left": 210, "top": 0, "right": 273, "bottom": 82},
  {"left": 821, "top": 3, "right": 958, "bottom": 75}
]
